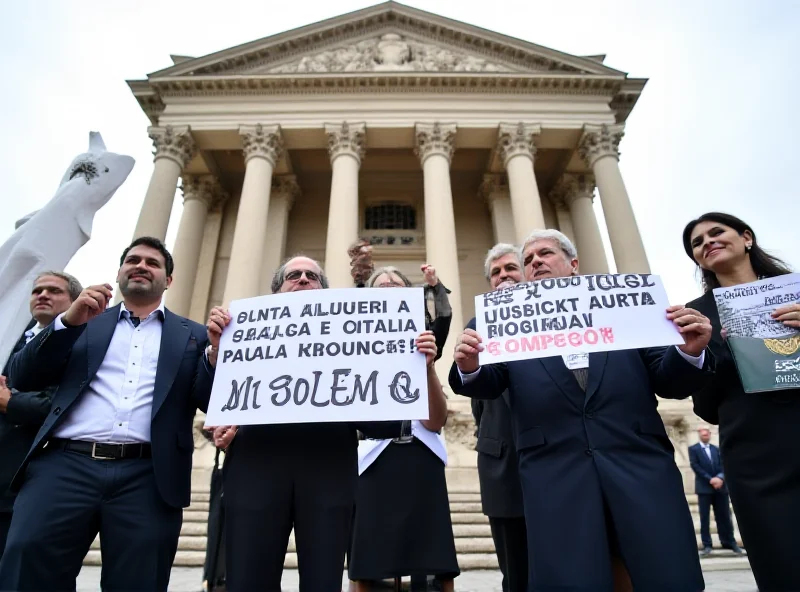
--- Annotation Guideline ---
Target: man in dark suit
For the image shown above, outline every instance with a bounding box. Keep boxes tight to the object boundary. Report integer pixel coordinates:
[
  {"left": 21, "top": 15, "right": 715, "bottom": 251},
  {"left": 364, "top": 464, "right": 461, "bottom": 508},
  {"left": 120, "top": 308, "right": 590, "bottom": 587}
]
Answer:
[
  {"left": 0, "top": 271, "right": 82, "bottom": 559},
  {"left": 450, "top": 229, "right": 715, "bottom": 592},
  {"left": 211, "top": 255, "right": 402, "bottom": 592},
  {"left": 471, "top": 243, "right": 528, "bottom": 592},
  {"left": 688, "top": 426, "right": 742, "bottom": 556},
  {"left": 0, "top": 237, "right": 230, "bottom": 592}
]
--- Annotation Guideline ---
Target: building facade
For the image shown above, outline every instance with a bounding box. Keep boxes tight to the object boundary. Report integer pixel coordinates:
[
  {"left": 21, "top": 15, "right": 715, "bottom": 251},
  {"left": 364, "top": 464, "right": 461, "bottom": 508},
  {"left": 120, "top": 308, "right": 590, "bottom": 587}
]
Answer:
[{"left": 128, "top": 1, "right": 699, "bottom": 490}]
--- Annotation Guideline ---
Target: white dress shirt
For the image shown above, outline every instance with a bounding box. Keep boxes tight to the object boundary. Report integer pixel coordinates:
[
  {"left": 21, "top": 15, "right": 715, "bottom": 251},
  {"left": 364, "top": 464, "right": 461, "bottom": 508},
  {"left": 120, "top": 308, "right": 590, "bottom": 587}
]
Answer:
[
  {"left": 701, "top": 442, "right": 713, "bottom": 461},
  {"left": 458, "top": 347, "right": 706, "bottom": 384},
  {"left": 357, "top": 420, "right": 448, "bottom": 475},
  {"left": 52, "top": 303, "right": 165, "bottom": 443}
]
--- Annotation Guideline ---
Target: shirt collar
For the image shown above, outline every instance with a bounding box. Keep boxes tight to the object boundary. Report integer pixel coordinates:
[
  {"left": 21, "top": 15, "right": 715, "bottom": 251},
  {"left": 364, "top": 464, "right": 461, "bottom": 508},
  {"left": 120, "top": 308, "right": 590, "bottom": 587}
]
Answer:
[{"left": 119, "top": 301, "right": 166, "bottom": 322}]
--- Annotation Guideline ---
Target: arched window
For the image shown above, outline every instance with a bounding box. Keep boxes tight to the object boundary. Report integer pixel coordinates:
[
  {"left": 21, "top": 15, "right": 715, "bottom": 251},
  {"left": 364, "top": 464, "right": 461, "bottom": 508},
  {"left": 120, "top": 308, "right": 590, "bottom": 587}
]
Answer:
[{"left": 364, "top": 202, "right": 416, "bottom": 230}]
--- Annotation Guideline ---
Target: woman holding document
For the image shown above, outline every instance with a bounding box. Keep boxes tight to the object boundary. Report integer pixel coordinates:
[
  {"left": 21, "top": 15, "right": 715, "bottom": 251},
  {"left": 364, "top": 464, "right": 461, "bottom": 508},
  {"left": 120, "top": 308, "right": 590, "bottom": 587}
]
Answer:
[
  {"left": 683, "top": 211, "right": 799, "bottom": 590},
  {"left": 348, "top": 266, "right": 458, "bottom": 592}
]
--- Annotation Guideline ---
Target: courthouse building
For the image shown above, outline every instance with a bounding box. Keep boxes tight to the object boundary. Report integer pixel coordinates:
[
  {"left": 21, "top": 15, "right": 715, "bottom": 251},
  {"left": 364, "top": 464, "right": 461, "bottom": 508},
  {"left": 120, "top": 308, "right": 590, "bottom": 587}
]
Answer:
[{"left": 127, "top": 2, "right": 699, "bottom": 498}]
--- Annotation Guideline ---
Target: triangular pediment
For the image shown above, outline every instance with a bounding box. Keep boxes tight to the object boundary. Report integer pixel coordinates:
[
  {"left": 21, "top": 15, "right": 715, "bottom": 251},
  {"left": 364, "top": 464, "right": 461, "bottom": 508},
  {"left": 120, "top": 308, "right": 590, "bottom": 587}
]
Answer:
[{"left": 148, "top": 2, "right": 626, "bottom": 79}]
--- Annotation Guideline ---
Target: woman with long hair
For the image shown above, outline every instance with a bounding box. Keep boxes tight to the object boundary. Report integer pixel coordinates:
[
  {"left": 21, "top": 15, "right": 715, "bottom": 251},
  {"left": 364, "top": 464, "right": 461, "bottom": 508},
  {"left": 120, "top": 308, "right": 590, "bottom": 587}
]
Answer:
[
  {"left": 682, "top": 212, "right": 800, "bottom": 590},
  {"left": 348, "top": 266, "right": 459, "bottom": 592}
]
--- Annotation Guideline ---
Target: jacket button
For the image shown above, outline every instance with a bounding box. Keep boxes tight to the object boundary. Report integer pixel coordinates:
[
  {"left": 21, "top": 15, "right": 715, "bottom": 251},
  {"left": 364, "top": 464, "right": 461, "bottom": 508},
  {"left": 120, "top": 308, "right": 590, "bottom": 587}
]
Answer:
[
  {"left": 53, "top": 407, "right": 61, "bottom": 416},
  {"left": 585, "top": 448, "right": 593, "bottom": 456},
  {"left": 584, "top": 411, "right": 595, "bottom": 419}
]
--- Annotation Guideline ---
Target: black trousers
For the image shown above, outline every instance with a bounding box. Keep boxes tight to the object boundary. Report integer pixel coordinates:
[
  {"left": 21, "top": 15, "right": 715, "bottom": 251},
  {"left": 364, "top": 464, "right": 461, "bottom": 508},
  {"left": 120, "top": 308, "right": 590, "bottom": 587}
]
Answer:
[
  {"left": 0, "top": 511, "right": 11, "bottom": 561},
  {"left": 223, "top": 428, "right": 356, "bottom": 592},
  {"left": 489, "top": 516, "right": 528, "bottom": 592},
  {"left": 0, "top": 448, "right": 182, "bottom": 592},
  {"left": 697, "top": 491, "right": 736, "bottom": 548}
]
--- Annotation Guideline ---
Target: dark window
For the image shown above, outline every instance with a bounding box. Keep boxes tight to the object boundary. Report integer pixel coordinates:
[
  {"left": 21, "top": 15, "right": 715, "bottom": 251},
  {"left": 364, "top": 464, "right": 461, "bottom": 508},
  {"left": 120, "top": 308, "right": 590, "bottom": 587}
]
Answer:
[{"left": 364, "top": 203, "right": 416, "bottom": 230}]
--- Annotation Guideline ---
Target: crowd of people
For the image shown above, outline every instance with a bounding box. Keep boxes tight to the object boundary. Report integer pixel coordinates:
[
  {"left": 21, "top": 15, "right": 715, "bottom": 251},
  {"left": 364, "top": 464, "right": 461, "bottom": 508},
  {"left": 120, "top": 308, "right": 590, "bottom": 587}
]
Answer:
[{"left": 0, "top": 211, "right": 798, "bottom": 592}]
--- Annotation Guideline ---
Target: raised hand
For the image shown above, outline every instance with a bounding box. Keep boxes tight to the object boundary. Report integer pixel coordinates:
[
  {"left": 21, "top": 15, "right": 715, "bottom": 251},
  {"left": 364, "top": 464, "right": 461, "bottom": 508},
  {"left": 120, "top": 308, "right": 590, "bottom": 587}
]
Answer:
[
  {"left": 415, "top": 330, "right": 438, "bottom": 368},
  {"left": 62, "top": 284, "right": 113, "bottom": 327},
  {"left": 454, "top": 328, "right": 484, "bottom": 373},
  {"left": 666, "top": 305, "right": 712, "bottom": 357},
  {"left": 421, "top": 264, "right": 438, "bottom": 287}
]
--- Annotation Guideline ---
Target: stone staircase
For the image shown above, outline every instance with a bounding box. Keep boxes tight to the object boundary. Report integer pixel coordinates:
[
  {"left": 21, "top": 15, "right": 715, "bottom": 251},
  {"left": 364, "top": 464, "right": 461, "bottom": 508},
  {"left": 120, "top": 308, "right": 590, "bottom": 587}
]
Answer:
[{"left": 84, "top": 471, "right": 749, "bottom": 571}]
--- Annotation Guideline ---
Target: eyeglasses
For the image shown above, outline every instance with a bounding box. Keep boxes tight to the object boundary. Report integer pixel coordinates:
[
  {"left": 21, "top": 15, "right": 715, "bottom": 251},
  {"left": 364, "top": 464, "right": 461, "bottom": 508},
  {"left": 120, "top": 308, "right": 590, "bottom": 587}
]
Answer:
[
  {"left": 375, "top": 282, "right": 406, "bottom": 288},
  {"left": 285, "top": 269, "right": 321, "bottom": 283}
]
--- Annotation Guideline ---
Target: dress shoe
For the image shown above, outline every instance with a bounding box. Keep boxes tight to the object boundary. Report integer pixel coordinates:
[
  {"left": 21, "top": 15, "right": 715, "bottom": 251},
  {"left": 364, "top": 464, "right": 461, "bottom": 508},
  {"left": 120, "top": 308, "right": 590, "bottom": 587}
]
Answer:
[
  {"left": 724, "top": 544, "right": 746, "bottom": 555},
  {"left": 700, "top": 546, "right": 712, "bottom": 557}
]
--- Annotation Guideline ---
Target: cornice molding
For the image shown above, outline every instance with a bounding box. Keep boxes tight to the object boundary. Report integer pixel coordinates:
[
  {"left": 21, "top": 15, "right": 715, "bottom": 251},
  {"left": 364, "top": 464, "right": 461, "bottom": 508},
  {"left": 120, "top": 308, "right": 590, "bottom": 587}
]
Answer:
[
  {"left": 414, "top": 122, "right": 457, "bottom": 165},
  {"left": 148, "top": 125, "right": 196, "bottom": 167},
  {"left": 325, "top": 122, "right": 367, "bottom": 164},
  {"left": 239, "top": 124, "right": 284, "bottom": 166}
]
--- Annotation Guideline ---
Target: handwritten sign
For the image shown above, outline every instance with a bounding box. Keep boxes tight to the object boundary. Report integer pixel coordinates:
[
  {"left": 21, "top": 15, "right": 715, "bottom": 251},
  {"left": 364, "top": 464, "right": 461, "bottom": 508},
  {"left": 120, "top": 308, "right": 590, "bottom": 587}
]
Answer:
[
  {"left": 205, "top": 287, "right": 429, "bottom": 426},
  {"left": 475, "top": 273, "right": 683, "bottom": 364},
  {"left": 713, "top": 273, "right": 800, "bottom": 392}
]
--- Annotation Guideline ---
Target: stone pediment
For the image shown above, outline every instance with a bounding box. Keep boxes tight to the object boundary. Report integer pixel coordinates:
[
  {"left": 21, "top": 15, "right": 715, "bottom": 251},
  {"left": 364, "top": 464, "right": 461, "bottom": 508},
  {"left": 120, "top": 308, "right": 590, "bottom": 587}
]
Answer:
[
  {"left": 147, "top": 3, "right": 627, "bottom": 80},
  {"left": 247, "top": 33, "right": 517, "bottom": 74}
]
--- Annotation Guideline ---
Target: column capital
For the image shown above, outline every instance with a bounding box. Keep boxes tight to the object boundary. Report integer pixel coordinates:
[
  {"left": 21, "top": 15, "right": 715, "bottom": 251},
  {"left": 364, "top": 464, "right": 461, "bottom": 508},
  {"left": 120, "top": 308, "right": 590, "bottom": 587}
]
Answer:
[
  {"left": 148, "top": 125, "right": 196, "bottom": 168},
  {"left": 325, "top": 122, "right": 366, "bottom": 165},
  {"left": 271, "top": 174, "right": 301, "bottom": 210},
  {"left": 239, "top": 124, "right": 283, "bottom": 166},
  {"left": 497, "top": 122, "right": 541, "bottom": 166},
  {"left": 479, "top": 173, "right": 510, "bottom": 203},
  {"left": 414, "top": 122, "right": 457, "bottom": 165},
  {"left": 550, "top": 173, "right": 597, "bottom": 209},
  {"left": 578, "top": 124, "right": 625, "bottom": 168},
  {"left": 181, "top": 175, "right": 228, "bottom": 211}
]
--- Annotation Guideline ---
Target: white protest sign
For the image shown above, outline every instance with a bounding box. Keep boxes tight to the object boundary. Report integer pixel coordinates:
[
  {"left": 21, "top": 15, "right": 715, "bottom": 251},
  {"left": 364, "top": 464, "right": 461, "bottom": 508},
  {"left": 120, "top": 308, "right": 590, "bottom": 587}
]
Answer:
[
  {"left": 475, "top": 273, "right": 683, "bottom": 365},
  {"left": 205, "top": 287, "right": 429, "bottom": 426}
]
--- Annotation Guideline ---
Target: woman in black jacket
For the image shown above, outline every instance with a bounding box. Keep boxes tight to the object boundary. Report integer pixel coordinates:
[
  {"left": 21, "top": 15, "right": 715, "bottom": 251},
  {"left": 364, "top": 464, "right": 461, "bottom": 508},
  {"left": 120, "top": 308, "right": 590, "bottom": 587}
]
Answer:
[{"left": 683, "top": 212, "right": 799, "bottom": 591}]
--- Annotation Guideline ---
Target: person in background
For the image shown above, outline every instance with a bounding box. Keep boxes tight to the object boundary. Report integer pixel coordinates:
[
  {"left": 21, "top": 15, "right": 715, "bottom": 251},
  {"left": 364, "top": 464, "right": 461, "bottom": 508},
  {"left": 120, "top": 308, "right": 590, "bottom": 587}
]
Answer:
[
  {"left": 688, "top": 426, "right": 741, "bottom": 557},
  {"left": 451, "top": 229, "right": 712, "bottom": 591},
  {"left": 348, "top": 267, "right": 457, "bottom": 592},
  {"left": 0, "top": 271, "right": 82, "bottom": 559},
  {"left": 470, "top": 244, "right": 528, "bottom": 592},
  {"left": 683, "top": 212, "right": 799, "bottom": 590}
]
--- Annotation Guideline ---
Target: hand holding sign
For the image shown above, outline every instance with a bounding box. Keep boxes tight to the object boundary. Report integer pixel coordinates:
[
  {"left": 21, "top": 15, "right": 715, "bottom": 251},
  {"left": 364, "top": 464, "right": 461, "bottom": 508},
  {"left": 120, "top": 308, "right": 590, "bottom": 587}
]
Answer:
[
  {"left": 666, "top": 305, "right": 713, "bottom": 357},
  {"left": 454, "top": 328, "right": 484, "bottom": 373},
  {"left": 415, "top": 330, "right": 438, "bottom": 368},
  {"left": 206, "top": 306, "right": 231, "bottom": 367},
  {"left": 772, "top": 303, "right": 800, "bottom": 328}
]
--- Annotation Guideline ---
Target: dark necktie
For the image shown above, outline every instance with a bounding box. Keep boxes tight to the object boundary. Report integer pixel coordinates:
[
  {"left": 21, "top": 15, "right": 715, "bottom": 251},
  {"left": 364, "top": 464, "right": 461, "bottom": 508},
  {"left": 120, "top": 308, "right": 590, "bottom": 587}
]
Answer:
[
  {"left": 571, "top": 368, "right": 589, "bottom": 392},
  {"left": 130, "top": 316, "right": 140, "bottom": 327}
]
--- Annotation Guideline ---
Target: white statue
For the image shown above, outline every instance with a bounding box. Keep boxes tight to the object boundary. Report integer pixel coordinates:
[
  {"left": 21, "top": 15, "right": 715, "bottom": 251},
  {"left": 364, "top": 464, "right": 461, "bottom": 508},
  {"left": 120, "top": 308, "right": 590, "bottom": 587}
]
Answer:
[{"left": 0, "top": 132, "right": 134, "bottom": 369}]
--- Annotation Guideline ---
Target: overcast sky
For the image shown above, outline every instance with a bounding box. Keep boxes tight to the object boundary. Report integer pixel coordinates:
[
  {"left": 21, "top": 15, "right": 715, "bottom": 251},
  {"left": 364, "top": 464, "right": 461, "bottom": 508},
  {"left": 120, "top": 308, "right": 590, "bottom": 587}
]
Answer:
[{"left": 1, "top": 0, "right": 797, "bottom": 305}]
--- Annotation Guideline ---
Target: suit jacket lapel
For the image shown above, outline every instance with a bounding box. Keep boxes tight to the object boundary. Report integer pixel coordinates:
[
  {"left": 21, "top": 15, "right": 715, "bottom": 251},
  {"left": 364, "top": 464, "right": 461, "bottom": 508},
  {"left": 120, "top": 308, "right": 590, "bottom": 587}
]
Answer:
[
  {"left": 151, "top": 309, "right": 190, "bottom": 420},
  {"left": 584, "top": 351, "right": 608, "bottom": 407},
  {"left": 86, "top": 305, "right": 121, "bottom": 382},
  {"left": 539, "top": 356, "right": 584, "bottom": 411}
]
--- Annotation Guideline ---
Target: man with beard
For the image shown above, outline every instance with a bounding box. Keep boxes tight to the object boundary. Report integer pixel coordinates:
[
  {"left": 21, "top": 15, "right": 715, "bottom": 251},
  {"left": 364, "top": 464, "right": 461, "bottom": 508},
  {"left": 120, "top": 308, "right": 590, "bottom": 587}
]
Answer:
[
  {"left": 0, "top": 271, "right": 82, "bottom": 558},
  {"left": 0, "top": 237, "right": 229, "bottom": 592},
  {"left": 469, "top": 244, "right": 528, "bottom": 592},
  {"left": 450, "top": 229, "right": 713, "bottom": 592},
  {"left": 213, "top": 255, "right": 405, "bottom": 592}
]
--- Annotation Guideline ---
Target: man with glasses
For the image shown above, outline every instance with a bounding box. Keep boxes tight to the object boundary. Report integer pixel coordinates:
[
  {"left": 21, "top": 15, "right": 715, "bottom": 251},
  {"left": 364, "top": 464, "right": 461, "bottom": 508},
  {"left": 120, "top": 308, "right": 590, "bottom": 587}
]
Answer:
[{"left": 214, "top": 255, "right": 403, "bottom": 592}]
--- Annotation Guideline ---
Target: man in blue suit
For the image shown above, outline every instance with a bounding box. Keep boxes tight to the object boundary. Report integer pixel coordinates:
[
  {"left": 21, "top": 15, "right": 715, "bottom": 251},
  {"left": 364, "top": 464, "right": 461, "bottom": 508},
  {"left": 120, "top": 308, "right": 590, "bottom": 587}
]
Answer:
[
  {"left": 0, "top": 237, "right": 231, "bottom": 592},
  {"left": 689, "top": 426, "right": 743, "bottom": 556},
  {"left": 450, "top": 229, "right": 714, "bottom": 592}
]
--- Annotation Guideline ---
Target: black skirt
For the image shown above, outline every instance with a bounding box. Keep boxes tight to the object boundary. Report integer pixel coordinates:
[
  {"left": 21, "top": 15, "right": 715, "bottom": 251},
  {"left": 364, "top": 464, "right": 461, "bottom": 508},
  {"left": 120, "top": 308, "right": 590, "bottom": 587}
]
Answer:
[{"left": 348, "top": 437, "right": 460, "bottom": 581}]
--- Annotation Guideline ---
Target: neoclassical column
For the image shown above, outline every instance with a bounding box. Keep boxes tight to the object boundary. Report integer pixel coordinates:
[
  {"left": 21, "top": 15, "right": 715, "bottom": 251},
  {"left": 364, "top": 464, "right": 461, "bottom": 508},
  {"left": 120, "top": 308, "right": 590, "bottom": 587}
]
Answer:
[
  {"left": 551, "top": 174, "right": 609, "bottom": 274},
  {"left": 323, "top": 122, "right": 366, "bottom": 288},
  {"left": 579, "top": 124, "right": 650, "bottom": 272},
  {"left": 552, "top": 200, "right": 576, "bottom": 245},
  {"left": 415, "top": 123, "right": 463, "bottom": 370},
  {"left": 260, "top": 175, "right": 300, "bottom": 293},
  {"left": 223, "top": 124, "right": 283, "bottom": 303},
  {"left": 479, "top": 174, "right": 515, "bottom": 245},
  {"left": 166, "top": 175, "right": 226, "bottom": 316},
  {"left": 497, "top": 123, "right": 546, "bottom": 243},
  {"left": 133, "top": 126, "right": 196, "bottom": 241}
]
